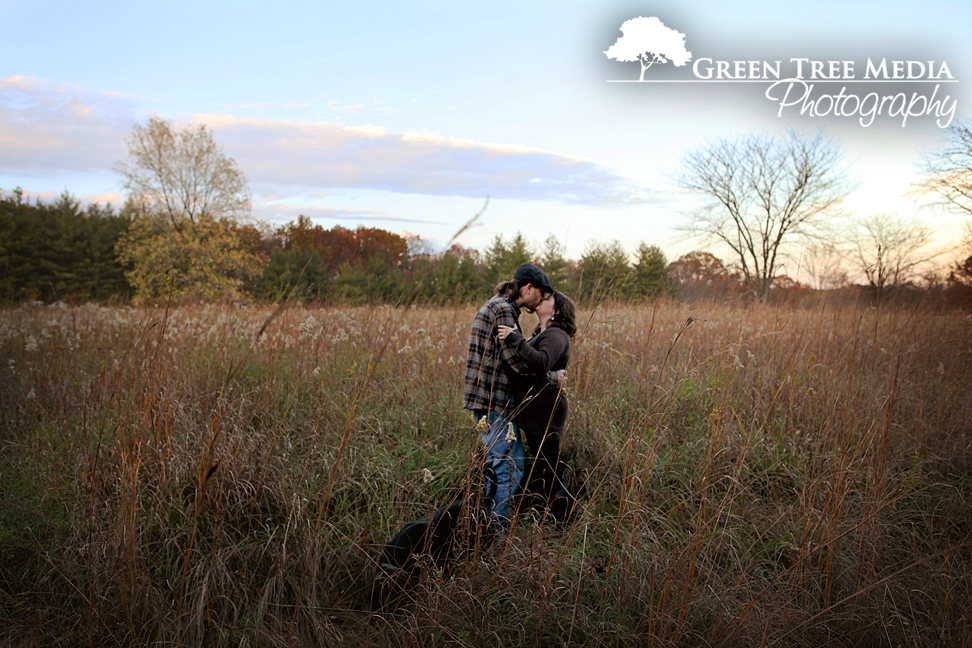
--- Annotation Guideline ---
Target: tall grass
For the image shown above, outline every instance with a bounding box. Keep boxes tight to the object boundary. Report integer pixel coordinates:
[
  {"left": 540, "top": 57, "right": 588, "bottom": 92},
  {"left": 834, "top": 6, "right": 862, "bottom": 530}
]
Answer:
[{"left": 1, "top": 299, "right": 970, "bottom": 647}]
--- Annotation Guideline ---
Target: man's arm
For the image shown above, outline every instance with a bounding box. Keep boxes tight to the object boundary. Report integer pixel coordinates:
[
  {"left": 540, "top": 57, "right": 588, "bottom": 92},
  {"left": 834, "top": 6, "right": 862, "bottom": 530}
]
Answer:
[{"left": 492, "top": 304, "right": 534, "bottom": 374}]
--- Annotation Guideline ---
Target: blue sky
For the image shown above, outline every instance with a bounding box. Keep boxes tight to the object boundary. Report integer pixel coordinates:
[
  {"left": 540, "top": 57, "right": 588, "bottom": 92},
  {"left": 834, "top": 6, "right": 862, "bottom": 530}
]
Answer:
[{"left": 2, "top": 0, "right": 970, "bottom": 264}]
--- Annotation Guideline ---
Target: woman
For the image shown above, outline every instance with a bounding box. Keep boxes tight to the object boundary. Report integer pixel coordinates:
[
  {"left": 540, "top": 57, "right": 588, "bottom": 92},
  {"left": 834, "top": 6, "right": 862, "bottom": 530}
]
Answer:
[{"left": 497, "top": 290, "right": 577, "bottom": 521}]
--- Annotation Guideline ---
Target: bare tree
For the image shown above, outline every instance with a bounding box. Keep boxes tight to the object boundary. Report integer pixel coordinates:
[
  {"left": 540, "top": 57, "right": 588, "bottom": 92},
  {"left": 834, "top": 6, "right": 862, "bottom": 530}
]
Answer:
[
  {"left": 676, "top": 131, "right": 853, "bottom": 301},
  {"left": 403, "top": 233, "right": 437, "bottom": 258},
  {"left": 914, "top": 119, "right": 972, "bottom": 218},
  {"left": 797, "top": 242, "right": 848, "bottom": 291},
  {"left": 115, "top": 115, "right": 251, "bottom": 232},
  {"left": 846, "top": 213, "right": 936, "bottom": 301}
]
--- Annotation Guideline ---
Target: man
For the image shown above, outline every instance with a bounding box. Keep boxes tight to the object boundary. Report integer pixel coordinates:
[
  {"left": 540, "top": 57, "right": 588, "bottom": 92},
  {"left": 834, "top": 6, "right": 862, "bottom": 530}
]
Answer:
[{"left": 463, "top": 263, "right": 560, "bottom": 527}]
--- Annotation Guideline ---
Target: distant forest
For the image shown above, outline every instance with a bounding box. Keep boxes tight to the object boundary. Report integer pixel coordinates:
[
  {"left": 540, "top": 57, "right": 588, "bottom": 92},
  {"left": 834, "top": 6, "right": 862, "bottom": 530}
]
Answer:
[{"left": 2, "top": 188, "right": 971, "bottom": 307}]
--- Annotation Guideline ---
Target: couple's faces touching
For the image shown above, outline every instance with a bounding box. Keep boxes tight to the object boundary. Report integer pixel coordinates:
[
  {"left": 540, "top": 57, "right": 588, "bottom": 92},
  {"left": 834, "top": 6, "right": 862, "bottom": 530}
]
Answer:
[
  {"left": 535, "top": 293, "right": 556, "bottom": 322},
  {"left": 519, "top": 283, "right": 546, "bottom": 311}
]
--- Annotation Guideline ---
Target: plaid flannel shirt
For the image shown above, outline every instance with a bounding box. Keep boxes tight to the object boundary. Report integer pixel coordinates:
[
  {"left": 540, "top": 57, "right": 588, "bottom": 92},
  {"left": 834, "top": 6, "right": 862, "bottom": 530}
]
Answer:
[{"left": 463, "top": 294, "right": 558, "bottom": 413}]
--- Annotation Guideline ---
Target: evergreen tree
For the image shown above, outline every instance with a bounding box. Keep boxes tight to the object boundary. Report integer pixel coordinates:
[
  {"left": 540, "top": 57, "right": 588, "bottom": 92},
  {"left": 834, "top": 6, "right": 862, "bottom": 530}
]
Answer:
[
  {"left": 484, "top": 232, "right": 534, "bottom": 286},
  {"left": 631, "top": 242, "right": 672, "bottom": 299},
  {"left": 414, "top": 245, "right": 488, "bottom": 305},
  {"left": 256, "top": 247, "right": 327, "bottom": 302},
  {"left": 578, "top": 239, "right": 631, "bottom": 302},
  {"left": 0, "top": 189, "right": 131, "bottom": 303},
  {"left": 335, "top": 253, "right": 407, "bottom": 305},
  {"left": 540, "top": 233, "right": 578, "bottom": 295}
]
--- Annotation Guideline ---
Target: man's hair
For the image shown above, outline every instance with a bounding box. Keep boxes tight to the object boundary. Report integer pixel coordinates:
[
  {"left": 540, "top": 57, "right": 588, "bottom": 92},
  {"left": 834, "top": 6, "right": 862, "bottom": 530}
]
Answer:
[
  {"left": 533, "top": 291, "right": 577, "bottom": 337},
  {"left": 495, "top": 278, "right": 527, "bottom": 299}
]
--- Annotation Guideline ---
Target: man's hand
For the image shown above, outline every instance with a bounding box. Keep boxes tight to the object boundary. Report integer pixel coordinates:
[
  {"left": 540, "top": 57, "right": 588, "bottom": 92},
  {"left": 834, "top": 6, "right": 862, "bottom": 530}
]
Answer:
[
  {"left": 556, "top": 369, "right": 567, "bottom": 385},
  {"left": 497, "top": 324, "right": 515, "bottom": 341}
]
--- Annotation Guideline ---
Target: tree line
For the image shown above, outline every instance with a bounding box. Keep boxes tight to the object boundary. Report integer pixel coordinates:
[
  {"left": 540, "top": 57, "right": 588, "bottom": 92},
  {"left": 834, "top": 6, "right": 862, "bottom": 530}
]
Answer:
[
  {"left": 5, "top": 185, "right": 968, "bottom": 308},
  {"left": 0, "top": 187, "right": 678, "bottom": 305}
]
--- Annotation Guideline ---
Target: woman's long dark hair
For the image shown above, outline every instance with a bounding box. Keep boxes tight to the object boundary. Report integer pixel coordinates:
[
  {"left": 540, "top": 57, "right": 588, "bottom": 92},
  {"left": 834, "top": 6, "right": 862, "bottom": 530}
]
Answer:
[{"left": 534, "top": 291, "right": 576, "bottom": 338}]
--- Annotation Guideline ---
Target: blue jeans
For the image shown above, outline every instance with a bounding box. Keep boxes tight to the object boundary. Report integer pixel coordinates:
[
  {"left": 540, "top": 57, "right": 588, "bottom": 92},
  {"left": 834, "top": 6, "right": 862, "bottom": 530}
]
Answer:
[{"left": 473, "top": 409, "right": 524, "bottom": 526}]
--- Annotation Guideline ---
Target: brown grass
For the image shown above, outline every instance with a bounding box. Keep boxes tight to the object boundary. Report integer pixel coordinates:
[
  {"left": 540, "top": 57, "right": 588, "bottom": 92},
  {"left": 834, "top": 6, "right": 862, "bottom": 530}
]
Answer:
[{"left": 1, "top": 298, "right": 970, "bottom": 647}]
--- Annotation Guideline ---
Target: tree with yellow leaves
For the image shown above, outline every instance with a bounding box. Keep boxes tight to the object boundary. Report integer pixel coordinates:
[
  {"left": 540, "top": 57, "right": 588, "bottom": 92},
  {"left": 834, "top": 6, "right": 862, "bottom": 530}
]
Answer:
[{"left": 114, "top": 116, "right": 262, "bottom": 303}]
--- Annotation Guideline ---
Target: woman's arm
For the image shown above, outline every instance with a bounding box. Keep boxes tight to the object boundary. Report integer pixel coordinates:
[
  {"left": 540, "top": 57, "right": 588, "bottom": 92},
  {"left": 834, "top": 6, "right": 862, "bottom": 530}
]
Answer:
[{"left": 497, "top": 327, "right": 568, "bottom": 374}]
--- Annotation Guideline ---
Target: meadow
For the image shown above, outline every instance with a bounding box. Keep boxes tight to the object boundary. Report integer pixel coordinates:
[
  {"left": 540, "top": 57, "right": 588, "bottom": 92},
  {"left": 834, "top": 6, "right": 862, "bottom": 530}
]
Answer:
[{"left": 1, "top": 298, "right": 970, "bottom": 647}]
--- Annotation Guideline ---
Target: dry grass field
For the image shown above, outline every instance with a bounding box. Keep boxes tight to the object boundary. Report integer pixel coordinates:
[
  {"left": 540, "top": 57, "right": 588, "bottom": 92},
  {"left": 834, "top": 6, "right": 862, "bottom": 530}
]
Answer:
[{"left": 1, "top": 299, "right": 970, "bottom": 647}]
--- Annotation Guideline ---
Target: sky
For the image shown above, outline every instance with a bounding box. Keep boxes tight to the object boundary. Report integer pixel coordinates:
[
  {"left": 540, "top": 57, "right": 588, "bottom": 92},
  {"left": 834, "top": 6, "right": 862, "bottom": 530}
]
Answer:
[{"left": 2, "top": 0, "right": 970, "bottom": 270}]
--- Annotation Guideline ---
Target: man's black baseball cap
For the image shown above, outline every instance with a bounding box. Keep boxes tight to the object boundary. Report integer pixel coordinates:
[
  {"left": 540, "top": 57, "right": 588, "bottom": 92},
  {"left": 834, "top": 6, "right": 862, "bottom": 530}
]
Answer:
[{"left": 514, "top": 263, "right": 554, "bottom": 296}]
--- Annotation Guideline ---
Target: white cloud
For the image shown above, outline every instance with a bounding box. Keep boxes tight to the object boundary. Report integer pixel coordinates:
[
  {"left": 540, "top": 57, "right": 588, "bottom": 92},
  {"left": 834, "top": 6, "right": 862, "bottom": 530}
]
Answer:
[
  {"left": 197, "top": 114, "right": 657, "bottom": 205},
  {"left": 0, "top": 76, "right": 136, "bottom": 176},
  {"left": 17, "top": 189, "right": 58, "bottom": 201},
  {"left": 83, "top": 191, "right": 123, "bottom": 205},
  {"left": 3, "top": 76, "right": 44, "bottom": 91},
  {"left": 325, "top": 99, "right": 368, "bottom": 114},
  {"left": 0, "top": 78, "right": 658, "bottom": 207},
  {"left": 230, "top": 101, "right": 310, "bottom": 110},
  {"left": 0, "top": 76, "right": 134, "bottom": 175}
]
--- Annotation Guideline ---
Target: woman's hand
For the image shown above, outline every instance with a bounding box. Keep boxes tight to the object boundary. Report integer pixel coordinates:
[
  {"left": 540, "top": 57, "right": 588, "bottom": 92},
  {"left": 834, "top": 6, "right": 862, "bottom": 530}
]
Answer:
[{"left": 497, "top": 325, "right": 515, "bottom": 341}]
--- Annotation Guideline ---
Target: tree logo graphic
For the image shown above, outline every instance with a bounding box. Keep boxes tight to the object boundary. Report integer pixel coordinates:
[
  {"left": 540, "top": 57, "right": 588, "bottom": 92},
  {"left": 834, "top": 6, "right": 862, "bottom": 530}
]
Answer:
[{"left": 604, "top": 16, "right": 692, "bottom": 80}]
